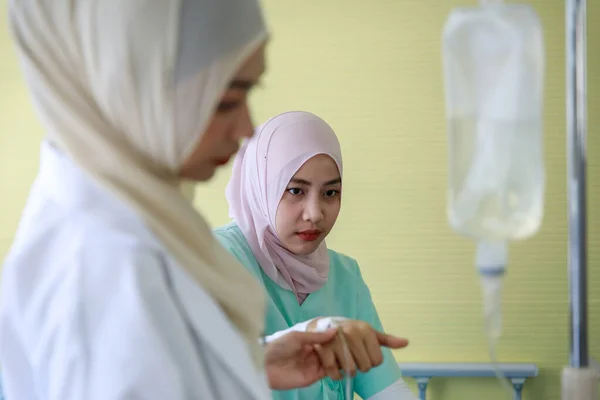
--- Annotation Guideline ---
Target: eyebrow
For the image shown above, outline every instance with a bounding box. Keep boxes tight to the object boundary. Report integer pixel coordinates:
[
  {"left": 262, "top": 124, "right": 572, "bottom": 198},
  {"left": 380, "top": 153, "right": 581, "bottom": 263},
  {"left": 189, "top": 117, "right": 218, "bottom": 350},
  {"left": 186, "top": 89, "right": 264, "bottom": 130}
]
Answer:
[
  {"left": 290, "top": 178, "right": 342, "bottom": 186},
  {"left": 229, "top": 79, "right": 258, "bottom": 91}
]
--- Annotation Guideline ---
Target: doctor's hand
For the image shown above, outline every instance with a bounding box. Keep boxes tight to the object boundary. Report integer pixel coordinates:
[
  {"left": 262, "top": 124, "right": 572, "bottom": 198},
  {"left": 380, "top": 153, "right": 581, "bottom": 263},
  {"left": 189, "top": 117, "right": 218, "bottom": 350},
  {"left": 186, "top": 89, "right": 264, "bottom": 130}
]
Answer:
[
  {"left": 264, "top": 329, "right": 338, "bottom": 390},
  {"left": 308, "top": 318, "right": 409, "bottom": 380}
]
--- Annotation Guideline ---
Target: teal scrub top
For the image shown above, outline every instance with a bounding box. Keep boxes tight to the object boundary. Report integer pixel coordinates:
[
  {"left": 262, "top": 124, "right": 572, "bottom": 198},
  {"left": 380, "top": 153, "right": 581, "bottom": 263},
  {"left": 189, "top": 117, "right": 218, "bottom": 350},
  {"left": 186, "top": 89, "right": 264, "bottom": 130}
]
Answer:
[{"left": 214, "top": 222, "right": 402, "bottom": 400}]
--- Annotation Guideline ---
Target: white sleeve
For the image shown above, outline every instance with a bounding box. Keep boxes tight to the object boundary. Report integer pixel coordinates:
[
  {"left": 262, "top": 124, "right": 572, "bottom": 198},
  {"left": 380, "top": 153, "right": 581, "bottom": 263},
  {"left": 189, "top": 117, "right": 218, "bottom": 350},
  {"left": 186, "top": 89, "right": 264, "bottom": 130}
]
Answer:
[
  {"left": 365, "top": 378, "right": 419, "bottom": 400},
  {"left": 41, "top": 247, "right": 191, "bottom": 400}
]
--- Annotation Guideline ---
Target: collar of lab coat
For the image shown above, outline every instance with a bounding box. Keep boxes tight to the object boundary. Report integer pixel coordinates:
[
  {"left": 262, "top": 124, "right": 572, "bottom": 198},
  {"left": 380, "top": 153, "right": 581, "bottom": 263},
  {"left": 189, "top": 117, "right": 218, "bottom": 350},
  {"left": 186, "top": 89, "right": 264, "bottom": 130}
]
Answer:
[
  {"left": 37, "top": 142, "right": 270, "bottom": 399},
  {"left": 38, "top": 141, "right": 144, "bottom": 229},
  {"left": 165, "top": 259, "right": 270, "bottom": 398}
]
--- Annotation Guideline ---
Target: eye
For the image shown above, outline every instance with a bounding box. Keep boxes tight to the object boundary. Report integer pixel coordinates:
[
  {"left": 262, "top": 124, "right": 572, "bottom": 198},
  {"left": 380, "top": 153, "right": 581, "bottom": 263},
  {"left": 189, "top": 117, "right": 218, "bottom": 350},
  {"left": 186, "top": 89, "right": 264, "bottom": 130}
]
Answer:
[
  {"left": 216, "top": 101, "right": 241, "bottom": 113},
  {"left": 324, "top": 189, "right": 339, "bottom": 198},
  {"left": 286, "top": 187, "right": 303, "bottom": 196}
]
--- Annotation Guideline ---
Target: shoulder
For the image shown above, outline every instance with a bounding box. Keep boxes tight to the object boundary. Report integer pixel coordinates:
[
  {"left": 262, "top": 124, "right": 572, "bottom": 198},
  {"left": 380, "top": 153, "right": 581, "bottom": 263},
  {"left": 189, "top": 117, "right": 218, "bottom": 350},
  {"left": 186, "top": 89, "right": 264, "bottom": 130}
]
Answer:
[
  {"left": 0, "top": 209, "right": 192, "bottom": 398},
  {"left": 327, "top": 248, "right": 361, "bottom": 276},
  {"left": 1, "top": 204, "right": 169, "bottom": 345},
  {"left": 7, "top": 203, "right": 164, "bottom": 299},
  {"left": 213, "top": 222, "right": 255, "bottom": 262},
  {"left": 324, "top": 248, "right": 368, "bottom": 292},
  {"left": 213, "top": 221, "right": 247, "bottom": 247},
  {"left": 213, "top": 222, "right": 263, "bottom": 281}
]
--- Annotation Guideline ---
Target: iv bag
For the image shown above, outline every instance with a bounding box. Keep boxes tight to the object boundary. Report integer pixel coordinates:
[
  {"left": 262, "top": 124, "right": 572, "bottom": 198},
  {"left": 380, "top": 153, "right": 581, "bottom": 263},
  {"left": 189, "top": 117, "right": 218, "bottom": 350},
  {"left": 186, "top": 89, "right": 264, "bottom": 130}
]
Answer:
[{"left": 442, "top": 3, "right": 546, "bottom": 242}]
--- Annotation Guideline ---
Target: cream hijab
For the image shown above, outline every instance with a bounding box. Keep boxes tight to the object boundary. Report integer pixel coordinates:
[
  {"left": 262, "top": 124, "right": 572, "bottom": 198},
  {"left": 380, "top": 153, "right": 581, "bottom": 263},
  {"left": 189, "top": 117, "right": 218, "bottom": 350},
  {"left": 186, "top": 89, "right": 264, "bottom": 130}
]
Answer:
[{"left": 9, "top": 0, "right": 267, "bottom": 365}]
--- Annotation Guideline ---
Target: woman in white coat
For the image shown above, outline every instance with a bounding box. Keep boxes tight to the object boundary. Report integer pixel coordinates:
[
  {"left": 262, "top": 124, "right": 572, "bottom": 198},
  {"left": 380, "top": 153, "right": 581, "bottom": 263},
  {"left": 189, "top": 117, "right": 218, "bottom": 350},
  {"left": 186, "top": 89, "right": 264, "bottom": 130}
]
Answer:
[
  {"left": 0, "top": 0, "right": 408, "bottom": 399},
  {"left": 0, "top": 0, "right": 410, "bottom": 399}
]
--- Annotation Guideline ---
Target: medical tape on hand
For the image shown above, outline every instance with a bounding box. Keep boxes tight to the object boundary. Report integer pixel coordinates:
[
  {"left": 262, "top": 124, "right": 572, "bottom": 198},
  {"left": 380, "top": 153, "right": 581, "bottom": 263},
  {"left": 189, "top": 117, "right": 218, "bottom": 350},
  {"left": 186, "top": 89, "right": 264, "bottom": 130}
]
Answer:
[{"left": 315, "top": 316, "right": 348, "bottom": 331}]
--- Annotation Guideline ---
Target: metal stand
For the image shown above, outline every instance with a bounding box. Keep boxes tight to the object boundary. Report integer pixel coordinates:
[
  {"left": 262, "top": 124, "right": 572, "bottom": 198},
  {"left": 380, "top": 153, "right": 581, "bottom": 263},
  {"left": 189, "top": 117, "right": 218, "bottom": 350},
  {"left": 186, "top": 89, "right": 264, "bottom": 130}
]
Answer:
[
  {"left": 565, "top": 0, "right": 588, "bottom": 369},
  {"left": 562, "top": 0, "right": 598, "bottom": 398}
]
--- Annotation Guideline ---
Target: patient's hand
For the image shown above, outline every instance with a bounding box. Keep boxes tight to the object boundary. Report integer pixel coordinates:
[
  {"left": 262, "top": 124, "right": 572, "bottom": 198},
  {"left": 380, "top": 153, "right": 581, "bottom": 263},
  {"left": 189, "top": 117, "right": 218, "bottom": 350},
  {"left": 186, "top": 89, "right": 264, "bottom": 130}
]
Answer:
[
  {"left": 264, "top": 329, "right": 338, "bottom": 390},
  {"left": 307, "top": 318, "right": 409, "bottom": 380}
]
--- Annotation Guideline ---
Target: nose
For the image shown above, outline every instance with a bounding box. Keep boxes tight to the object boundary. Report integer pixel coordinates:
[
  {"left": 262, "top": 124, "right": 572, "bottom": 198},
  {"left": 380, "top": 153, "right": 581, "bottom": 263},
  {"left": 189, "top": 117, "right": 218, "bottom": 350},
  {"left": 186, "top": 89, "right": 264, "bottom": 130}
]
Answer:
[
  {"left": 302, "top": 197, "right": 324, "bottom": 224},
  {"left": 233, "top": 103, "right": 255, "bottom": 140}
]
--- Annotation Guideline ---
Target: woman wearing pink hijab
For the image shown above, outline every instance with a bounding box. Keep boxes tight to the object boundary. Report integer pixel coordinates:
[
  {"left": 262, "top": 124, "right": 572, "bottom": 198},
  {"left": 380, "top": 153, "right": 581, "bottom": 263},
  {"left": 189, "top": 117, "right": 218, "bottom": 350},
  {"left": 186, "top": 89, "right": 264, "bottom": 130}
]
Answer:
[{"left": 214, "top": 111, "right": 418, "bottom": 400}]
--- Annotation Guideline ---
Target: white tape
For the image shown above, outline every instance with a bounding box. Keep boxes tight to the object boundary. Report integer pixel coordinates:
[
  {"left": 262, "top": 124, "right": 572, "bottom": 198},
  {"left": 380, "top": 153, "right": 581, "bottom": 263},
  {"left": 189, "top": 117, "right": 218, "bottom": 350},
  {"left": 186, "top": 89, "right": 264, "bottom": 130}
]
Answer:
[{"left": 315, "top": 316, "right": 348, "bottom": 332}]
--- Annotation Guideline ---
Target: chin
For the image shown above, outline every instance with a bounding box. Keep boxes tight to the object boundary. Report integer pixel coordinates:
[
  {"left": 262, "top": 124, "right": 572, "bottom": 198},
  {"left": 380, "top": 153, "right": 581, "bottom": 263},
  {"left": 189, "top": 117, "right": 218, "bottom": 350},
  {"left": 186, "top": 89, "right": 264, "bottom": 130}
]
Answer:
[
  {"left": 195, "top": 166, "right": 216, "bottom": 182},
  {"left": 179, "top": 165, "right": 215, "bottom": 182},
  {"left": 291, "top": 241, "right": 322, "bottom": 256}
]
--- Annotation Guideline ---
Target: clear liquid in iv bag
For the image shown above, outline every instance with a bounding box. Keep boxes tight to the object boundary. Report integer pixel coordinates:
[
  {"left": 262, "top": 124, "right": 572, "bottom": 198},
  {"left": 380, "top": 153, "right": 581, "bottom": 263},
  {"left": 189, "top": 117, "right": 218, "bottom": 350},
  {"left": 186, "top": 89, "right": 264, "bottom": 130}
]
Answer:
[
  {"left": 443, "top": 4, "right": 546, "bottom": 242},
  {"left": 447, "top": 117, "right": 544, "bottom": 241}
]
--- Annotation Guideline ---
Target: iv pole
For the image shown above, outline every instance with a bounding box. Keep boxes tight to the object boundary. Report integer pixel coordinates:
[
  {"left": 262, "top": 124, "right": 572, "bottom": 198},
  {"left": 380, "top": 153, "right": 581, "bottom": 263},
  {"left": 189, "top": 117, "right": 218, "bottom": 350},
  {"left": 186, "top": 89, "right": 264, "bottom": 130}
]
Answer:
[{"left": 562, "top": 0, "right": 598, "bottom": 398}]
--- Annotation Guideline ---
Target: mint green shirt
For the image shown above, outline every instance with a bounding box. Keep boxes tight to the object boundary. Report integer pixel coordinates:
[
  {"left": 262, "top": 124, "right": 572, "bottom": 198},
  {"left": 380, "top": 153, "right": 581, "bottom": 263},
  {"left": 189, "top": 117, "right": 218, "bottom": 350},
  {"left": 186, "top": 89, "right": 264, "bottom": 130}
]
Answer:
[{"left": 214, "top": 222, "right": 402, "bottom": 400}]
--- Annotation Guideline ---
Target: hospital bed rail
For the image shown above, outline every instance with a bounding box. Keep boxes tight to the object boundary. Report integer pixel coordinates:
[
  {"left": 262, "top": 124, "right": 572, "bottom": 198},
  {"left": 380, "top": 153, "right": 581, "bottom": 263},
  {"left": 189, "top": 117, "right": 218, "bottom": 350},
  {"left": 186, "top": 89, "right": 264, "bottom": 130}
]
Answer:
[{"left": 398, "top": 362, "right": 538, "bottom": 400}]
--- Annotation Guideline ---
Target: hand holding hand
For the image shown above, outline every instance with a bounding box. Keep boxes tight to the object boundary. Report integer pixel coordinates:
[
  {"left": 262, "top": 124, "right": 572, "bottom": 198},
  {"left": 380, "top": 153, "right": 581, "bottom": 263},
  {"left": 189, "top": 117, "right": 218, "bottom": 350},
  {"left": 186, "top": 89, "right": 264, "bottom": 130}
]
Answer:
[
  {"left": 307, "top": 319, "right": 409, "bottom": 380},
  {"left": 264, "top": 329, "right": 338, "bottom": 390}
]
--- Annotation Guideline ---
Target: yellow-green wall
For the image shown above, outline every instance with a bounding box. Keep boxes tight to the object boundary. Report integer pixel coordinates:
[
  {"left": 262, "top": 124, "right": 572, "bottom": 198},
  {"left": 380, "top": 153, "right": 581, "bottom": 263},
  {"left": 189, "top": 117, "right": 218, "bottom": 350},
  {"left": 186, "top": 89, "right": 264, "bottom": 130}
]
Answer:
[{"left": 1, "top": 1, "right": 598, "bottom": 399}]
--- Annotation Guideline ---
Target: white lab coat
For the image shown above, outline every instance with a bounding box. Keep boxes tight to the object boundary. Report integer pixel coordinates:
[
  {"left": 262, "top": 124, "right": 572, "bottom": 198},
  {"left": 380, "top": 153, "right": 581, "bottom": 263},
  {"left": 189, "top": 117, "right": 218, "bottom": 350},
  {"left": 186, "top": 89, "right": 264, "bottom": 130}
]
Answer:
[{"left": 0, "top": 143, "right": 271, "bottom": 400}]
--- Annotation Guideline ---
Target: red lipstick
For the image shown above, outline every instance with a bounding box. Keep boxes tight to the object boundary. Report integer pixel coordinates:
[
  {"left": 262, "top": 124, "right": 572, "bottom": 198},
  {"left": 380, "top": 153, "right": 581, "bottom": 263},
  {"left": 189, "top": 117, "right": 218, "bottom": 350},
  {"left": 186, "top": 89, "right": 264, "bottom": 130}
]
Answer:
[
  {"left": 215, "top": 156, "right": 231, "bottom": 166},
  {"left": 296, "top": 230, "right": 321, "bottom": 242}
]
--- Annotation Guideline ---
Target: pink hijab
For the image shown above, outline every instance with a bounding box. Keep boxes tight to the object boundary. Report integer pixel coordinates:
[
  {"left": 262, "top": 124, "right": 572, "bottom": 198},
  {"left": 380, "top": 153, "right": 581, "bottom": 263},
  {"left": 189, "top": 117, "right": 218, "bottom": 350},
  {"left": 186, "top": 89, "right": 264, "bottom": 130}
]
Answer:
[{"left": 226, "top": 111, "right": 343, "bottom": 301}]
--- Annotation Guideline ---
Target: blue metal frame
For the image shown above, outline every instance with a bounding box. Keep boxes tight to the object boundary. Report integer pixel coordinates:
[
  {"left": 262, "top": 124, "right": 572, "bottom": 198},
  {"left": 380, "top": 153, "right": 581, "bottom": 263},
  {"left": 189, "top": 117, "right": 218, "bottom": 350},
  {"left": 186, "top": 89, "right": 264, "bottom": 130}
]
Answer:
[{"left": 398, "top": 363, "right": 538, "bottom": 400}]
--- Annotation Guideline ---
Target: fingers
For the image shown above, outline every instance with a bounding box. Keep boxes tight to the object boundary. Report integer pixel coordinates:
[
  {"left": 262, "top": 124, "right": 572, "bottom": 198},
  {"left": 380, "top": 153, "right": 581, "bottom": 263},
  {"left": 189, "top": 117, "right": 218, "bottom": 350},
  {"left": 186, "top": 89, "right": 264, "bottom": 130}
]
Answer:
[
  {"left": 314, "top": 344, "right": 343, "bottom": 380},
  {"left": 304, "top": 348, "right": 328, "bottom": 381},
  {"left": 340, "top": 322, "right": 409, "bottom": 372},
  {"left": 362, "top": 329, "right": 384, "bottom": 368},
  {"left": 343, "top": 328, "right": 373, "bottom": 372},
  {"left": 374, "top": 331, "right": 410, "bottom": 349},
  {"left": 307, "top": 321, "right": 410, "bottom": 380},
  {"left": 332, "top": 330, "right": 357, "bottom": 377},
  {"left": 339, "top": 321, "right": 384, "bottom": 372},
  {"left": 314, "top": 333, "right": 357, "bottom": 380}
]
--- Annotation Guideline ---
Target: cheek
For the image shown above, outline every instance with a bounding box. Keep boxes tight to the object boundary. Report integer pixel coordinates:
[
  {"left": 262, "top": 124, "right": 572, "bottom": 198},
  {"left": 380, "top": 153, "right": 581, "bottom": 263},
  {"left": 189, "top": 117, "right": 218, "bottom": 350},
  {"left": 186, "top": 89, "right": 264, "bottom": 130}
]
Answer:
[
  {"left": 274, "top": 201, "right": 298, "bottom": 235},
  {"left": 200, "top": 117, "right": 228, "bottom": 148},
  {"left": 324, "top": 200, "right": 341, "bottom": 225}
]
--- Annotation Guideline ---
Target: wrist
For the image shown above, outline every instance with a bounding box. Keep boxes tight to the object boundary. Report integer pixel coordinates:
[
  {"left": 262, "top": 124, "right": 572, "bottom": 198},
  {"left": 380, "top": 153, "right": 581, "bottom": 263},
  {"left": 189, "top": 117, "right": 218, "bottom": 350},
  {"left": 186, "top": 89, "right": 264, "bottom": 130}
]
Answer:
[
  {"left": 263, "top": 318, "right": 319, "bottom": 344},
  {"left": 307, "top": 317, "right": 321, "bottom": 331},
  {"left": 308, "top": 316, "right": 348, "bottom": 332}
]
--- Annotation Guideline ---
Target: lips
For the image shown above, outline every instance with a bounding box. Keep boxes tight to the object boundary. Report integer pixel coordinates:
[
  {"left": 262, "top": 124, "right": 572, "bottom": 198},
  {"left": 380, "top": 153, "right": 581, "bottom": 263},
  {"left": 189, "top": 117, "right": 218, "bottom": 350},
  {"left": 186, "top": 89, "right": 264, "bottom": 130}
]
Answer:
[
  {"left": 215, "top": 146, "right": 240, "bottom": 166},
  {"left": 214, "top": 154, "right": 233, "bottom": 166},
  {"left": 296, "top": 230, "right": 321, "bottom": 242},
  {"left": 215, "top": 157, "right": 230, "bottom": 166}
]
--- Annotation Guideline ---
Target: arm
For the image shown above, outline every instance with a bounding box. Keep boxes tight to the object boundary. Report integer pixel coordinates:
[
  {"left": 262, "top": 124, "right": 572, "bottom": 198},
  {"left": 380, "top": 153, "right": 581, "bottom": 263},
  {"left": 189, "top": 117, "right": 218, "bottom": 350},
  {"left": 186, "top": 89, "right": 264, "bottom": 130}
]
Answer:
[{"left": 352, "top": 262, "right": 417, "bottom": 399}]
